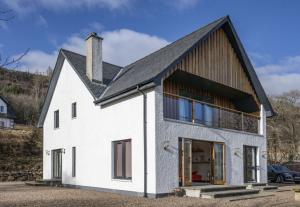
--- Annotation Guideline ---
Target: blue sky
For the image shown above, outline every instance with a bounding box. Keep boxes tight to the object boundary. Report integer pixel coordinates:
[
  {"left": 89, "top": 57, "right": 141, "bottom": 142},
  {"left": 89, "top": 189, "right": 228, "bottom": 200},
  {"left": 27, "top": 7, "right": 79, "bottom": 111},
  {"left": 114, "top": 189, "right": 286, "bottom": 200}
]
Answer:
[{"left": 0, "top": 0, "right": 300, "bottom": 95}]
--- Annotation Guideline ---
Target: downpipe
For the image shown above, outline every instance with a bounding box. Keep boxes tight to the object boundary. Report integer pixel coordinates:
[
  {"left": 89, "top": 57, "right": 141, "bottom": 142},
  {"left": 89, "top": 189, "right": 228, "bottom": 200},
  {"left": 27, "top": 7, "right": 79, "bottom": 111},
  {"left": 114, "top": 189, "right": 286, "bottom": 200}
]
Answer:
[{"left": 137, "top": 85, "right": 147, "bottom": 198}]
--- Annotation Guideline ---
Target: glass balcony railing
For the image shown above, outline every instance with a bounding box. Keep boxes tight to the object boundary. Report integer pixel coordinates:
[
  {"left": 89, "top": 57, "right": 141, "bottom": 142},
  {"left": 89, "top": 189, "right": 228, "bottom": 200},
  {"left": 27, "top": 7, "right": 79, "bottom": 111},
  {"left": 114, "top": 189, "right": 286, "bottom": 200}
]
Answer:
[{"left": 163, "top": 93, "right": 260, "bottom": 134}]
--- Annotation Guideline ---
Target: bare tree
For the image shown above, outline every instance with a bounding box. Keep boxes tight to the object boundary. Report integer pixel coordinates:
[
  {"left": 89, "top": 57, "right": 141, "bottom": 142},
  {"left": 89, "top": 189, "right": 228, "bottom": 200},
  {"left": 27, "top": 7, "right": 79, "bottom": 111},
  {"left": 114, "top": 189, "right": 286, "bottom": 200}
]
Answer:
[
  {"left": 267, "top": 90, "right": 300, "bottom": 163},
  {"left": 0, "top": 8, "right": 30, "bottom": 68}
]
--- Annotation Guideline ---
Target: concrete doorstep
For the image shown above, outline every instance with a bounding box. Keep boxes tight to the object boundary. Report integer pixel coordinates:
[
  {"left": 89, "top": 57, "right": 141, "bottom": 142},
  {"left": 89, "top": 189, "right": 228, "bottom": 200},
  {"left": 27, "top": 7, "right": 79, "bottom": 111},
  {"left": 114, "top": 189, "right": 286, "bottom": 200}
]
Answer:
[{"left": 181, "top": 185, "right": 261, "bottom": 199}]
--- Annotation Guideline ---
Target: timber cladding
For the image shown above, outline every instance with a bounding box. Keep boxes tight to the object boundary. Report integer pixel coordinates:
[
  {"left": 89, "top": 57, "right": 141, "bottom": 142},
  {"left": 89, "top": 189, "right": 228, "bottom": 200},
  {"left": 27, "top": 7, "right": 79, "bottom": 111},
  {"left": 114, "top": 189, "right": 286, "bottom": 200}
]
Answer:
[{"left": 163, "top": 27, "right": 260, "bottom": 111}]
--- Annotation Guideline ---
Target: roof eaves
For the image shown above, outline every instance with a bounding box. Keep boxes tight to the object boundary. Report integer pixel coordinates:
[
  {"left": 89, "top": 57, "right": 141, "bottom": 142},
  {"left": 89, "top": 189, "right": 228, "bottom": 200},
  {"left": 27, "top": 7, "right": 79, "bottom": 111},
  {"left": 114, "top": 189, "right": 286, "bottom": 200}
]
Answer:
[{"left": 37, "top": 50, "right": 65, "bottom": 127}]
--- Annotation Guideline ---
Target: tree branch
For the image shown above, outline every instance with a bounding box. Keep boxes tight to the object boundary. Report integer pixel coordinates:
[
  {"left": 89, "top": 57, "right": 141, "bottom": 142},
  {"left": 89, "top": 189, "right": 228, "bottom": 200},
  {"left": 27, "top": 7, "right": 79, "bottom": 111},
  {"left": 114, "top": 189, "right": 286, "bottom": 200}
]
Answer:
[{"left": 0, "top": 48, "right": 30, "bottom": 68}]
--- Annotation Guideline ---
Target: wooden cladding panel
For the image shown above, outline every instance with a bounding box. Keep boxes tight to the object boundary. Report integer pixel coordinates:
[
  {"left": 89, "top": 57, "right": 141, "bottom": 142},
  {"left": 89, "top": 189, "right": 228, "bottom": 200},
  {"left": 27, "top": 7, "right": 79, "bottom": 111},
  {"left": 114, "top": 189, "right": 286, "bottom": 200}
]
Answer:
[{"left": 172, "top": 28, "right": 259, "bottom": 104}]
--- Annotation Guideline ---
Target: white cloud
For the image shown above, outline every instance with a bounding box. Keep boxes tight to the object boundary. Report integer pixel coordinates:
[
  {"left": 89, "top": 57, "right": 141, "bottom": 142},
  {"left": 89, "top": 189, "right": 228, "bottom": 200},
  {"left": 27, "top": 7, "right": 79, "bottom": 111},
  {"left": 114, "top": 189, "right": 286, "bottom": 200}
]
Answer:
[
  {"left": 255, "top": 55, "right": 300, "bottom": 76},
  {"left": 15, "top": 28, "right": 169, "bottom": 73},
  {"left": 102, "top": 29, "right": 169, "bottom": 65},
  {"left": 169, "top": 0, "right": 200, "bottom": 10},
  {"left": 259, "top": 73, "right": 300, "bottom": 96},
  {"left": 254, "top": 55, "right": 300, "bottom": 95},
  {"left": 61, "top": 35, "right": 85, "bottom": 55},
  {"left": 14, "top": 50, "right": 58, "bottom": 72},
  {"left": 2, "top": 0, "right": 132, "bottom": 14}
]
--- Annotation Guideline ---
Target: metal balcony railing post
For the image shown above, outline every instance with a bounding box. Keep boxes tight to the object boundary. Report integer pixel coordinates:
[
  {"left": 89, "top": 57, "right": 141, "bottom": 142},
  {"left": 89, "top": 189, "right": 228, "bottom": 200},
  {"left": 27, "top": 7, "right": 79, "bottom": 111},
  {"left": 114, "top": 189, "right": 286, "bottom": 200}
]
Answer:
[
  {"left": 192, "top": 100, "right": 195, "bottom": 123},
  {"left": 241, "top": 112, "right": 244, "bottom": 132},
  {"left": 163, "top": 92, "right": 260, "bottom": 134}
]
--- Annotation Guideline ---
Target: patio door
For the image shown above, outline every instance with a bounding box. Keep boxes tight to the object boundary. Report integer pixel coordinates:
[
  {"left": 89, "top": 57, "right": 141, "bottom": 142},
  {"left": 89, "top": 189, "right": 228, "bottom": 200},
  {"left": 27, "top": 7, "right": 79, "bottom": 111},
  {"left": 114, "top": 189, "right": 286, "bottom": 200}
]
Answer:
[
  {"left": 182, "top": 139, "right": 192, "bottom": 186},
  {"left": 212, "top": 143, "right": 225, "bottom": 184},
  {"left": 52, "top": 149, "right": 62, "bottom": 179},
  {"left": 244, "top": 146, "right": 257, "bottom": 183}
]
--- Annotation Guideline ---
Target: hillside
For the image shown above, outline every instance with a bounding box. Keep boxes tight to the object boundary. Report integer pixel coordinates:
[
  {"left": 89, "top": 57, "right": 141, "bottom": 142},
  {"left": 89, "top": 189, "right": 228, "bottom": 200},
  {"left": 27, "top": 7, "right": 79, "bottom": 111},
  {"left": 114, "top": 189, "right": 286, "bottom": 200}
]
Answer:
[
  {"left": 0, "top": 68, "right": 49, "bottom": 181},
  {"left": 0, "top": 125, "right": 42, "bottom": 181},
  {"left": 0, "top": 67, "right": 50, "bottom": 125}
]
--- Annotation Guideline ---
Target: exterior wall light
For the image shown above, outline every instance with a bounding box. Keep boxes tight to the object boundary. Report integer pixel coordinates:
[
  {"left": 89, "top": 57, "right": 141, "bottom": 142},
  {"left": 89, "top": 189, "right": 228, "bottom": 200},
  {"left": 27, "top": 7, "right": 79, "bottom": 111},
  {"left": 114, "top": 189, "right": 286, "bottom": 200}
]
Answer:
[
  {"left": 234, "top": 148, "right": 241, "bottom": 157},
  {"left": 163, "top": 141, "right": 170, "bottom": 150},
  {"left": 262, "top": 151, "right": 267, "bottom": 159},
  {"left": 46, "top": 150, "right": 50, "bottom": 156}
]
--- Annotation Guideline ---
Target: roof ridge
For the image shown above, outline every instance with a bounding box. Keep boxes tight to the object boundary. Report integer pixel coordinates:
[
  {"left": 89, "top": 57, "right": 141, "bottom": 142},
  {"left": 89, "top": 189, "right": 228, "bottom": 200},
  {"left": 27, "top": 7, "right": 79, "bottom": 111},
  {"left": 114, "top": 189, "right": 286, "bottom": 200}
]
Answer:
[
  {"left": 60, "top": 48, "right": 122, "bottom": 68},
  {"left": 112, "top": 16, "right": 228, "bottom": 82}
]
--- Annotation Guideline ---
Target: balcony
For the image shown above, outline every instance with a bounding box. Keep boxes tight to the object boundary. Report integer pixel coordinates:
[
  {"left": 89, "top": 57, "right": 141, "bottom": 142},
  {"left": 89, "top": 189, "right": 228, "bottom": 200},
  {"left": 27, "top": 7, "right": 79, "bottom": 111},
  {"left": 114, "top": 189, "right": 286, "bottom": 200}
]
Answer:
[{"left": 163, "top": 93, "right": 260, "bottom": 134}]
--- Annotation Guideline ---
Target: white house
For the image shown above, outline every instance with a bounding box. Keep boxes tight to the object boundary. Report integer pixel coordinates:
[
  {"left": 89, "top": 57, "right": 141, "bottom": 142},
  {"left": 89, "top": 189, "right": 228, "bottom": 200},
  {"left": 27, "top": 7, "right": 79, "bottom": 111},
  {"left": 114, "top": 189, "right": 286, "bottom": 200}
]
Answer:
[
  {"left": 38, "top": 16, "right": 275, "bottom": 198},
  {"left": 0, "top": 95, "right": 15, "bottom": 128}
]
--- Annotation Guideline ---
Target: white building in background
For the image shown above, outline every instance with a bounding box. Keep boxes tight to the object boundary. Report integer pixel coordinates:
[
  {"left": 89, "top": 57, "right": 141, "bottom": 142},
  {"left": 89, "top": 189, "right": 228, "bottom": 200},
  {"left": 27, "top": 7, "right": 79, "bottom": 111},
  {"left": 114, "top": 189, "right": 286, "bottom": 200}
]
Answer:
[
  {"left": 0, "top": 95, "right": 15, "bottom": 129},
  {"left": 38, "top": 16, "right": 274, "bottom": 198}
]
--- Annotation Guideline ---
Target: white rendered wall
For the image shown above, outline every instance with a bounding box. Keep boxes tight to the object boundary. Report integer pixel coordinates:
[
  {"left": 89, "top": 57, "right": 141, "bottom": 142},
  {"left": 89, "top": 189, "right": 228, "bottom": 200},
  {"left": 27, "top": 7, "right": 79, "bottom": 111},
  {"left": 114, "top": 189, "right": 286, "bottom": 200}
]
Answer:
[
  {"left": 154, "top": 85, "right": 268, "bottom": 194},
  {"left": 0, "top": 98, "right": 7, "bottom": 114},
  {"left": 0, "top": 118, "right": 13, "bottom": 128},
  {"left": 43, "top": 59, "right": 156, "bottom": 194}
]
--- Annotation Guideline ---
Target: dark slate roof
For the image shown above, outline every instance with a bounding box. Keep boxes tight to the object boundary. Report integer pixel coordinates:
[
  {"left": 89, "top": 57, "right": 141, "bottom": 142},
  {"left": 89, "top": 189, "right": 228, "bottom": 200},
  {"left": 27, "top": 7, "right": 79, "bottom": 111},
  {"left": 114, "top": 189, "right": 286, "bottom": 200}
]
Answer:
[
  {"left": 98, "top": 15, "right": 275, "bottom": 117},
  {"left": 37, "top": 49, "right": 121, "bottom": 127},
  {"left": 0, "top": 95, "right": 16, "bottom": 119},
  {"left": 100, "top": 16, "right": 227, "bottom": 101},
  {"left": 62, "top": 49, "right": 122, "bottom": 98},
  {"left": 38, "top": 15, "right": 275, "bottom": 127}
]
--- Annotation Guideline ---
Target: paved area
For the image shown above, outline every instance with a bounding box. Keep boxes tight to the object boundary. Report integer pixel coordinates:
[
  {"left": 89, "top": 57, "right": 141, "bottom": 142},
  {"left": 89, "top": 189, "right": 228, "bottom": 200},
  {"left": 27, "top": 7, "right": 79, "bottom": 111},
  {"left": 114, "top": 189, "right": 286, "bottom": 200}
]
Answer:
[{"left": 1, "top": 182, "right": 300, "bottom": 207}]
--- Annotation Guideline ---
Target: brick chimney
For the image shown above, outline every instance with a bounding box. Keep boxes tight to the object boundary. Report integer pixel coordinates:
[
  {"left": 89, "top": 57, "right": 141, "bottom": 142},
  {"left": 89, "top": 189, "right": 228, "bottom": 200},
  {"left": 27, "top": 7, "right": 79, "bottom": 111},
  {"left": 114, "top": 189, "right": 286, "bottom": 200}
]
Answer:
[{"left": 86, "top": 32, "right": 103, "bottom": 83}]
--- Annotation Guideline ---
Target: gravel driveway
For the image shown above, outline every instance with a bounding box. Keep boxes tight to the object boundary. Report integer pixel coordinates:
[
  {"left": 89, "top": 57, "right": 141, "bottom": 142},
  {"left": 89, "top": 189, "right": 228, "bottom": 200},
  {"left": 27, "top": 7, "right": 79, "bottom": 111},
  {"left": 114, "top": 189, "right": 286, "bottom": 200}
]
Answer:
[{"left": 1, "top": 182, "right": 300, "bottom": 207}]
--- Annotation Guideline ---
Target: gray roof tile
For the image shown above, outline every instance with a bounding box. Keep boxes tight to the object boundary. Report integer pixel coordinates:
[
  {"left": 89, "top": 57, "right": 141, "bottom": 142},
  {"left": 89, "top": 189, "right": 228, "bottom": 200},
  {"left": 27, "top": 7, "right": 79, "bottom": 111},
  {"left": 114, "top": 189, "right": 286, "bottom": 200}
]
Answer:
[{"left": 38, "top": 16, "right": 274, "bottom": 127}]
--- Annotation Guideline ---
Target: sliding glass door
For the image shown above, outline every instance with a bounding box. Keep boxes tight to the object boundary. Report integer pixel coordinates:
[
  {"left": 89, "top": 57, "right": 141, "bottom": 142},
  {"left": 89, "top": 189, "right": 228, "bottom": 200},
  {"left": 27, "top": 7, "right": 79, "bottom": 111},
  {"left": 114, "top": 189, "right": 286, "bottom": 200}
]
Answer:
[
  {"left": 182, "top": 139, "right": 192, "bottom": 186},
  {"left": 244, "top": 146, "right": 257, "bottom": 183}
]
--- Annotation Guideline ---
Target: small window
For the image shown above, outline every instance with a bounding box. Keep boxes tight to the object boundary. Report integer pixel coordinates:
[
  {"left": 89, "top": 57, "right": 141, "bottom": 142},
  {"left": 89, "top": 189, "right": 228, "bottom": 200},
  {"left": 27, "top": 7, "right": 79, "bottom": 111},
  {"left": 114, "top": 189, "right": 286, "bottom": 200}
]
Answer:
[
  {"left": 54, "top": 110, "right": 59, "bottom": 129},
  {"left": 72, "top": 102, "right": 77, "bottom": 118},
  {"left": 0, "top": 106, "right": 4, "bottom": 113},
  {"left": 113, "top": 139, "right": 132, "bottom": 179},
  {"left": 72, "top": 147, "right": 76, "bottom": 177}
]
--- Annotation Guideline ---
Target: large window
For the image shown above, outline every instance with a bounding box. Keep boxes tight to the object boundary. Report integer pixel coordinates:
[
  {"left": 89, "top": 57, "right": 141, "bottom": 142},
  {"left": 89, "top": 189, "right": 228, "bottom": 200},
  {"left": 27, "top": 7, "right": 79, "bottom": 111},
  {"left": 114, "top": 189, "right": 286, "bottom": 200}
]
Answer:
[
  {"left": 54, "top": 110, "right": 59, "bottom": 129},
  {"left": 72, "top": 147, "right": 76, "bottom": 177},
  {"left": 72, "top": 102, "right": 77, "bottom": 118},
  {"left": 113, "top": 139, "right": 132, "bottom": 179}
]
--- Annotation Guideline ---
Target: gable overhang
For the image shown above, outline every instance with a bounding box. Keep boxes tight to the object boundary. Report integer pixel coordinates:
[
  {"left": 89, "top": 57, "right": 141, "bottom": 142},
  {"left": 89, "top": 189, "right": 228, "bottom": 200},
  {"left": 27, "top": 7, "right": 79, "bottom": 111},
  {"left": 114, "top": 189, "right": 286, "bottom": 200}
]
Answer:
[
  {"left": 95, "top": 16, "right": 274, "bottom": 117},
  {"left": 37, "top": 50, "right": 98, "bottom": 128},
  {"left": 95, "top": 17, "right": 274, "bottom": 117},
  {"left": 153, "top": 16, "right": 275, "bottom": 117},
  {"left": 95, "top": 17, "right": 229, "bottom": 106},
  {"left": 165, "top": 70, "right": 259, "bottom": 113}
]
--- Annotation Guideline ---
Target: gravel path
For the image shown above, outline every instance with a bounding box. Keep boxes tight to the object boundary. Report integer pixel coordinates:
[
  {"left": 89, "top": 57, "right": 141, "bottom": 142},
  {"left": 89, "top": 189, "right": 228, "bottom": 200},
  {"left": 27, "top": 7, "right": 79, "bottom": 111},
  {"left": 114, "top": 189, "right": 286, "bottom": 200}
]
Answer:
[{"left": 1, "top": 182, "right": 300, "bottom": 207}]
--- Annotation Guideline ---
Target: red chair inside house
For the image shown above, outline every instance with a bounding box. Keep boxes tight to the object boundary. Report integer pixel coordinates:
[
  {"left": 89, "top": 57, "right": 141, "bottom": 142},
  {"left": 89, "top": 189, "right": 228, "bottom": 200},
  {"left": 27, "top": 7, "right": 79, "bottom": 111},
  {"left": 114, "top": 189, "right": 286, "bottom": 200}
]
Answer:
[{"left": 192, "top": 171, "right": 202, "bottom": 182}]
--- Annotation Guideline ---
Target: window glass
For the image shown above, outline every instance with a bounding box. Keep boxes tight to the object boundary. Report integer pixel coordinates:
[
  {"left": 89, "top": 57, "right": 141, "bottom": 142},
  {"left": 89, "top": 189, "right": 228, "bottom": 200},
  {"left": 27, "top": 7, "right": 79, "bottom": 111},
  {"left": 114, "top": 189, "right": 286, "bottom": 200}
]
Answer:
[
  {"left": 113, "top": 140, "right": 132, "bottom": 179},
  {"left": 125, "top": 141, "right": 132, "bottom": 178},
  {"left": 72, "top": 102, "right": 77, "bottom": 118},
  {"left": 54, "top": 110, "right": 59, "bottom": 128},
  {"left": 115, "top": 143, "right": 123, "bottom": 177},
  {"left": 72, "top": 147, "right": 76, "bottom": 177}
]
